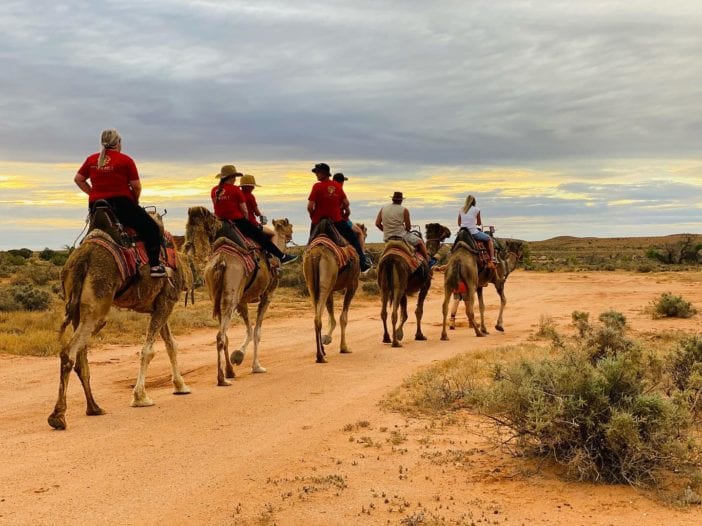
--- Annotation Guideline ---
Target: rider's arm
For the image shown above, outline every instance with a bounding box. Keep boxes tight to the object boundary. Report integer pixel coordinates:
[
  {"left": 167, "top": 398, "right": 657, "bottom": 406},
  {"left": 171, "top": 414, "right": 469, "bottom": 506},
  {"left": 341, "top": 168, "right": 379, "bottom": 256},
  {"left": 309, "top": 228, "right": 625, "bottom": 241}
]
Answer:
[
  {"left": 457, "top": 213, "right": 461, "bottom": 227},
  {"left": 403, "top": 208, "right": 411, "bottom": 232},
  {"left": 129, "top": 179, "right": 142, "bottom": 202},
  {"left": 476, "top": 211, "right": 482, "bottom": 226},
  {"left": 240, "top": 202, "right": 249, "bottom": 218},
  {"left": 341, "top": 197, "right": 350, "bottom": 218},
  {"left": 74, "top": 173, "right": 91, "bottom": 195},
  {"left": 375, "top": 210, "right": 384, "bottom": 231},
  {"left": 307, "top": 200, "right": 315, "bottom": 218}
]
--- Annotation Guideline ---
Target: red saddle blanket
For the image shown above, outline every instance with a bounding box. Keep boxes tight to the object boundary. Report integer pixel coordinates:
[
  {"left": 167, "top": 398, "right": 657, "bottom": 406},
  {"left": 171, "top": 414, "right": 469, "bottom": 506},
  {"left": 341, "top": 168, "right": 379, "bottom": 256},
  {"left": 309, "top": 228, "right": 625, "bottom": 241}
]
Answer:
[
  {"left": 211, "top": 239, "right": 257, "bottom": 274},
  {"left": 379, "top": 247, "right": 425, "bottom": 273},
  {"left": 308, "top": 236, "right": 356, "bottom": 268},
  {"left": 83, "top": 231, "right": 178, "bottom": 282}
]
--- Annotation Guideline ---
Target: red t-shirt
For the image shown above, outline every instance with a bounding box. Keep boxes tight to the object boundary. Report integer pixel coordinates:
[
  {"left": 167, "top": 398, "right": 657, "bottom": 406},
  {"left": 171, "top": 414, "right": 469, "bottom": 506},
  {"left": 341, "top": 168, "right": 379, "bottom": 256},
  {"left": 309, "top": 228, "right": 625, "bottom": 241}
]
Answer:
[
  {"left": 211, "top": 183, "right": 245, "bottom": 221},
  {"left": 241, "top": 189, "right": 259, "bottom": 225},
  {"left": 78, "top": 151, "right": 139, "bottom": 203},
  {"left": 308, "top": 180, "right": 346, "bottom": 224}
]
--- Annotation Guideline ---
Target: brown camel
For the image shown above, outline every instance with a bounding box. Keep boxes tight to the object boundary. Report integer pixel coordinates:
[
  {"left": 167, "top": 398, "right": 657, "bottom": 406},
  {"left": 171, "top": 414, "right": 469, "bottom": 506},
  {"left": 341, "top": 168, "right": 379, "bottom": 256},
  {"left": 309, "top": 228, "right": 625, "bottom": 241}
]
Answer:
[
  {"left": 48, "top": 211, "right": 191, "bottom": 430},
  {"left": 184, "top": 206, "right": 293, "bottom": 385},
  {"left": 303, "top": 220, "right": 365, "bottom": 363},
  {"left": 377, "top": 224, "right": 451, "bottom": 347}
]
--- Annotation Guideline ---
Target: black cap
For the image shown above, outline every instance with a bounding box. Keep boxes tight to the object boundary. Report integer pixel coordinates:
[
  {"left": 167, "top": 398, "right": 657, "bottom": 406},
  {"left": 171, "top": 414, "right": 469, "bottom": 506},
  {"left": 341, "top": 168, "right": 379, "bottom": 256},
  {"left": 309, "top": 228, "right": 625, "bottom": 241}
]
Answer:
[
  {"left": 311, "top": 162, "right": 330, "bottom": 174},
  {"left": 332, "top": 172, "right": 348, "bottom": 182}
]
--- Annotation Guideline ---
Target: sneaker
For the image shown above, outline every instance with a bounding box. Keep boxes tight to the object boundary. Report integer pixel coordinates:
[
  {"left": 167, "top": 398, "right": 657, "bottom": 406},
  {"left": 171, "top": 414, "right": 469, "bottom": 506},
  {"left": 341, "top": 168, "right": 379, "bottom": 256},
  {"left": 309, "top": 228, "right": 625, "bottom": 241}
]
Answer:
[
  {"left": 360, "top": 255, "right": 372, "bottom": 272},
  {"left": 150, "top": 264, "right": 167, "bottom": 277},
  {"left": 428, "top": 257, "right": 438, "bottom": 268},
  {"left": 279, "top": 254, "right": 298, "bottom": 265}
]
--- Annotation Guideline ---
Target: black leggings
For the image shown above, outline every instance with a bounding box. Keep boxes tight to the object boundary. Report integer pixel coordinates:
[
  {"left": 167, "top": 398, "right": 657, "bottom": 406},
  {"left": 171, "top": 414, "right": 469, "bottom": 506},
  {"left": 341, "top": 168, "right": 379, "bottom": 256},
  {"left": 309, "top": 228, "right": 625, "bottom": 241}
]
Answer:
[
  {"left": 232, "top": 218, "right": 284, "bottom": 259},
  {"left": 90, "top": 197, "right": 162, "bottom": 267}
]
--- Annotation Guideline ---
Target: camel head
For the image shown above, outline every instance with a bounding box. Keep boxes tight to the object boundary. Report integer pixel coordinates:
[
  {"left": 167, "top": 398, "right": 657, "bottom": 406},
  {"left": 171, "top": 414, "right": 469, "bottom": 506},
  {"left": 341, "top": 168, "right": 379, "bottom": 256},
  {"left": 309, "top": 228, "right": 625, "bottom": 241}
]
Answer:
[
  {"left": 272, "top": 218, "right": 294, "bottom": 244},
  {"left": 184, "top": 206, "right": 219, "bottom": 271},
  {"left": 502, "top": 238, "right": 527, "bottom": 262},
  {"left": 425, "top": 223, "right": 452, "bottom": 257},
  {"left": 355, "top": 223, "right": 368, "bottom": 241}
]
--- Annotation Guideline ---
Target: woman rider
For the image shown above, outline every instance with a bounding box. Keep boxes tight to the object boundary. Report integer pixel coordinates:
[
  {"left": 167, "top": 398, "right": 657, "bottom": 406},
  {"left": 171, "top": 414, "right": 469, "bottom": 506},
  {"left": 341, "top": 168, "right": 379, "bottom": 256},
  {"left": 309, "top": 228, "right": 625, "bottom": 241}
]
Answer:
[{"left": 457, "top": 195, "right": 496, "bottom": 262}]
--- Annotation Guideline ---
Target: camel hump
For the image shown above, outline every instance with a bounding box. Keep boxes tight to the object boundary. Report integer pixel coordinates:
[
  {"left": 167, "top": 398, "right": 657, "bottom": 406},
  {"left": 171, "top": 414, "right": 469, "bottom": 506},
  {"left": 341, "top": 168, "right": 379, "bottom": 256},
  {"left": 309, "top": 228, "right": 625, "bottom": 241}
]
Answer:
[{"left": 383, "top": 239, "right": 415, "bottom": 256}]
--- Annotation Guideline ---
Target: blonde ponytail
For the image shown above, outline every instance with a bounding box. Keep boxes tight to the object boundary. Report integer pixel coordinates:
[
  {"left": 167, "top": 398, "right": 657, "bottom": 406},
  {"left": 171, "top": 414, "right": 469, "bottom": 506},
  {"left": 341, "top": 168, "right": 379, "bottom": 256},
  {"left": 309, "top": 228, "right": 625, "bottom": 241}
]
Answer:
[{"left": 98, "top": 129, "right": 121, "bottom": 168}]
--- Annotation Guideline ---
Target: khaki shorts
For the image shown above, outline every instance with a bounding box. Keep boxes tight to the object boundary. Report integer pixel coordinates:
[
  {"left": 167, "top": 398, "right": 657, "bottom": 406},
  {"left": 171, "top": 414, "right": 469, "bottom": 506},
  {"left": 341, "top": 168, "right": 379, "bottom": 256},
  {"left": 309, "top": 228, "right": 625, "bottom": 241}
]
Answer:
[{"left": 404, "top": 232, "right": 421, "bottom": 247}]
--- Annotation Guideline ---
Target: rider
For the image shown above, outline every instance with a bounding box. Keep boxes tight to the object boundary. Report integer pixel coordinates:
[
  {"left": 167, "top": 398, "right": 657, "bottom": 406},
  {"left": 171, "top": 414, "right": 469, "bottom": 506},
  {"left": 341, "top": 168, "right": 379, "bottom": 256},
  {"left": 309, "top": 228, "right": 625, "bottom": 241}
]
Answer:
[
  {"left": 211, "top": 165, "right": 297, "bottom": 265},
  {"left": 375, "top": 191, "right": 435, "bottom": 267},
  {"left": 74, "top": 129, "right": 166, "bottom": 277},
  {"left": 307, "top": 163, "right": 371, "bottom": 272},
  {"left": 457, "top": 195, "right": 495, "bottom": 262},
  {"left": 332, "top": 172, "right": 368, "bottom": 256}
]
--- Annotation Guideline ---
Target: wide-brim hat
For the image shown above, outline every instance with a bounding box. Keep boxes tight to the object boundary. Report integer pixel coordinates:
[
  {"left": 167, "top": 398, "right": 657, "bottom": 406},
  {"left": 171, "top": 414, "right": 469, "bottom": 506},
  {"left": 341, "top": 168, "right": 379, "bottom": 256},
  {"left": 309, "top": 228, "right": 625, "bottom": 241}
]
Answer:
[
  {"left": 239, "top": 174, "right": 259, "bottom": 187},
  {"left": 216, "top": 164, "right": 243, "bottom": 179},
  {"left": 332, "top": 172, "right": 348, "bottom": 182},
  {"left": 311, "top": 162, "right": 331, "bottom": 174},
  {"left": 391, "top": 191, "right": 404, "bottom": 201}
]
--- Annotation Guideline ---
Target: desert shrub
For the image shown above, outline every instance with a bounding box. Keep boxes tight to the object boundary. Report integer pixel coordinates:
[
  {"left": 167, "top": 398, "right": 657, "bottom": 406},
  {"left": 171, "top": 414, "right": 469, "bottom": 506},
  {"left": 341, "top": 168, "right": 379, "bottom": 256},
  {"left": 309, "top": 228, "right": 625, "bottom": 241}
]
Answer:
[
  {"left": 599, "top": 309, "right": 627, "bottom": 330},
  {"left": 652, "top": 293, "right": 697, "bottom": 319},
  {"left": 533, "top": 315, "right": 561, "bottom": 345},
  {"left": 277, "top": 267, "right": 308, "bottom": 296},
  {"left": 361, "top": 281, "right": 379, "bottom": 295},
  {"left": 481, "top": 349, "right": 691, "bottom": 485},
  {"left": 0, "top": 283, "right": 51, "bottom": 312},
  {"left": 39, "top": 247, "right": 56, "bottom": 261},
  {"left": 7, "top": 248, "right": 32, "bottom": 259},
  {"left": 571, "top": 310, "right": 590, "bottom": 337},
  {"left": 13, "top": 262, "right": 60, "bottom": 286},
  {"left": 668, "top": 336, "right": 702, "bottom": 416},
  {"left": 0, "top": 252, "right": 27, "bottom": 268},
  {"left": 50, "top": 252, "right": 69, "bottom": 266}
]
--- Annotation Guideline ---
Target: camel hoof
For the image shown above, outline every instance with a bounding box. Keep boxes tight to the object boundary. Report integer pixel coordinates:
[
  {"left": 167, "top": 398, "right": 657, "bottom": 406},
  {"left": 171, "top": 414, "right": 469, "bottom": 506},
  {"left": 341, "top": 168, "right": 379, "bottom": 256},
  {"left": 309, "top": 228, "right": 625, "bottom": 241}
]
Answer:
[
  {"left": 86, "top": 406, "right": 106, "bottom": 416},
  {"left": 173, "top": 385, "right": 191, "bottom": 395},
  {"left": 322, "top": 335, "right": 332, "bottom": 345},
  {"left": 252, "top": 366, "right": 267, "bottom": 373},
  {"left": 482, "top": 329, "right": 490, "bottom": 336},
  {"left": 48, "top": 413, "right": 66, "bottom": 430},
  {"left": 415, "top": 334, "right": 427, "bottom": 341},
  {"left": 382, "top": 335, "right": 391, "bottom": 343},
  {"left": 218, "top": 379, "right": 232, "bottom": 386},
  {"left": 340, "top": 348, "right": 352, "bottom": 354},
  {"left": 131, "top": 397, "right": 155, "bottom": 407},
  {"left": 396, "top": 329, "right": 404, "bottom": 341},
  {"left": 475, "top": 332, "right": 486, "bottom": 338},
  {"left": 495, "top": 325, "right": 504, "bottom": 332},
  {"left": 316, "top": 356, "right": 327, "bottom": 364},
  {"left": 440, "top": 334, "right": 449, "bottom": 341},
  {"left": 231, "top": 350, "right": 245, "bottom": 366},
  {"left": 392, "top": 341, "right": 402, "bottom": 348}
]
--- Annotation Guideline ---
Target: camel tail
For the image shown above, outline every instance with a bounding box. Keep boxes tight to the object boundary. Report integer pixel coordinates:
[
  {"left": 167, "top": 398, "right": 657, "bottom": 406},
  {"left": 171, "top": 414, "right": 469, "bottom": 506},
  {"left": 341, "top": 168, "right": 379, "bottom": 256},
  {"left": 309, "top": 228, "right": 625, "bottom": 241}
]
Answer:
[
  {"left": 445, "top": 258, "right": 462, "bottom": 292},
  {"left": 378, "top": 259, "right": 393, "bottom": 306},
  {"left": 211, "top": 258, "right": 227, "bottom": 319},
  {"left": 391, "top": 264, "right": 402, "bottom": 308},
  {"left": 59, "top": 255, "right": 89, "bottom": 337}
]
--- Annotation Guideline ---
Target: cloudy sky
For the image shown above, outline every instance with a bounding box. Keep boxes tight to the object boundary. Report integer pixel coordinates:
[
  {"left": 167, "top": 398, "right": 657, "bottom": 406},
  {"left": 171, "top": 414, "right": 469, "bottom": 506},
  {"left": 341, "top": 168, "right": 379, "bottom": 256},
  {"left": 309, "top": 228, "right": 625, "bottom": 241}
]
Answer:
[{"left": 1, "top": 0, "right": 701, "bottom": 249}]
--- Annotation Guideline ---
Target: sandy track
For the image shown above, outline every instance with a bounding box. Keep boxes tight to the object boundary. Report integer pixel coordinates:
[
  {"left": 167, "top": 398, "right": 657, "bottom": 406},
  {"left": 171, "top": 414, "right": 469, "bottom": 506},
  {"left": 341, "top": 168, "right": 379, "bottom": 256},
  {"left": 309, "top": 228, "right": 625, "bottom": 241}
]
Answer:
[{"left": 1, "top": 270, "right": 701, "bottom": 525}]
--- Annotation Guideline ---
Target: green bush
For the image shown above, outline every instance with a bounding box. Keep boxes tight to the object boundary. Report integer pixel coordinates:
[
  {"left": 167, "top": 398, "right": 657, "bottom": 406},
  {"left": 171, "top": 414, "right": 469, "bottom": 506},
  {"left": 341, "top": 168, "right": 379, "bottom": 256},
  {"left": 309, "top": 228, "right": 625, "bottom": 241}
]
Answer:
[
  {"left": 652, "top": 293, "right": 697, "bottom": 319},
  {"left": 571, "top": 310, "right": 590, "bottom": 337},
  {"left": 39, "top": 247, "right": 56, "bottom": 261},
  {"left": 668, "top": 336, "right": 702, "bottom": 416},
  {"left": 481, "top": 348, "right": 690, "bottom": 485},
  {"left": 13, "top": 262, "right": 59, "bottom": 286},
  {"left": 50, "top": 252, "right": 69, "bottom": 266},
  {"left": 361, "top": 281, "right": 379, "bottom": 295},
  {"left": 7, "top": 248, "right": 32, "bottom": 259},
  {"left": 277, "top": 266, "right": 308, "bottom": 296},
  {"left": 0, "top": 283, "right": 52, "bottom": 312},
  {"left": 599, "top": 310, "right": 627, "bottom": 329}
]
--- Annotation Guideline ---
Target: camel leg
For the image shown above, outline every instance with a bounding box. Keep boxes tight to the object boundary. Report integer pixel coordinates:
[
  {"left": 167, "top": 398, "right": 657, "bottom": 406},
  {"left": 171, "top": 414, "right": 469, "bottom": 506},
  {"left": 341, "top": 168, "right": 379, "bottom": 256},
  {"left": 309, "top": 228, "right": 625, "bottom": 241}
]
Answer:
[
  {"left": 466, "top": 286, "right": 484, "bottom": 337},
  {"left": 380, "top": 282, "right": 391, "bottom": 344},
  {"left": 339, "top": 283, "right": 356, "bottom": 354},
  {"left": 48, "top": 315, "right": 100, "bottom": 429},
  {"left": 131, "top": 313, "right": 164, "bottom": 407},
  {"left": 230, "top": 304, "right": 250, "bottom": 372},
  {"left": 74, "top": 347, "right": 104, "bottom": 416},
  {"left": 396, "top": 295, "right": 408, "bottom": 343},
  {"left": 251, "top": 293, "right": 271, "bottom": 373},
  {"left": 477, "top": 287, "right": 488, "bottom": 335},
  {"left": 440, "top": 288, "right": 452, "bottom": 341},
  {"left": 315, "top": 287, "right": 331, "bottom": 363},
  {"left": 160, "top": 322, "right": 191, "bottom": 395},
  {"left": 322, "top": 294, "right": 336, "bottom": 346},
  {"left": 414, "top": 281, "right": 430, "bottom": 341},
  {"left": 216, "top": 302, "right": 236, "bottom": 386},
  {"left": 494, "top": 282, "right": 506, "bottom": 332}
]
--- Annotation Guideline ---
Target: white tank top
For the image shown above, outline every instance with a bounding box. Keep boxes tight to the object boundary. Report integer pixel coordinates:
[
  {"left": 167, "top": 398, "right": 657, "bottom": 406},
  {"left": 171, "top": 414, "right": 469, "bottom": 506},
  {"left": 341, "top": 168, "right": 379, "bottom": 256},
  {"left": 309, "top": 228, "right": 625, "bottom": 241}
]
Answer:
[
  {"left": 381, "top": 203, "right": 407, "bottom": 241},
  {"left": 459, "top": 206, "right": 480, "bottom": 234}
]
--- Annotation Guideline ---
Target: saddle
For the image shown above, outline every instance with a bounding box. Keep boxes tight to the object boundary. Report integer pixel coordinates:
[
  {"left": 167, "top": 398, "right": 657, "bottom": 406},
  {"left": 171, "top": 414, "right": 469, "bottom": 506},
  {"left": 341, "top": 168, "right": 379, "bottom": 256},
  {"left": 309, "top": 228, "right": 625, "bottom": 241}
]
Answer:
[
  {"left": 309, "top": 218, "right": 347, "bottom": 247},
  {"left": 452, "top": 228, "right": 495, "bottom": 271},
  {"left": 379, "top": 239, "right": 425, "bottom": 274},
  {"left": 215, "top": 220, "right": 260, "bottom": 253},
  {"left": 83, "top": 201, "right": 177, "bottom": 283}
]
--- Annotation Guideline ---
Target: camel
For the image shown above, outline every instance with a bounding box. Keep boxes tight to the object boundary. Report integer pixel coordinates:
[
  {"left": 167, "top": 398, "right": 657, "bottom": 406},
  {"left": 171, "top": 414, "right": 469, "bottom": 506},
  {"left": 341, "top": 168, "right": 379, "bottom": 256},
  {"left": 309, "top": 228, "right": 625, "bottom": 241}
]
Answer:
[
  {"left": 440, "top": 234, "right": 525, "bottom": 339},
  {"left": 183, "top": 206, "right": 293, "bottom": 385},
  {"left": 48, "top": 209, "right": 191, "bottom": 430},
  {"left": 303, "top": 220, "right": 366, "bottom": 363},
  {"left": 377, "top": 224, "right": 451, "bottom": 347}
]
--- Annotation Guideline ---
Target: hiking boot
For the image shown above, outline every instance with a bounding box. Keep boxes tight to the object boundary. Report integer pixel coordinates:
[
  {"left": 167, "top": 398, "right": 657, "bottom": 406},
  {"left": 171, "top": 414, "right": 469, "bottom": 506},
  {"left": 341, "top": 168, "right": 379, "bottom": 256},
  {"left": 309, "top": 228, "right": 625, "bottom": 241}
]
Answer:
[
  {"left": 279, "top": 254, "right": 298, "bottom": 265},
  {"left": 150, "top": 264, "right": 167, "bottom": 277},
  {"left": 360, "top": 255, "right": 372, "bottom": 272},
  {"left": 428, "top": 257, "right": 438, "bottom": 268}
]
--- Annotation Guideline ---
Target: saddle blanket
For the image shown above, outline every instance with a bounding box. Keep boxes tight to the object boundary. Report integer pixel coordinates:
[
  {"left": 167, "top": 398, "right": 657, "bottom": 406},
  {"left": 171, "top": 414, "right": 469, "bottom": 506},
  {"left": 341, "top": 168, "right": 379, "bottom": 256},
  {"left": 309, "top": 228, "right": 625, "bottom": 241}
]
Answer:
[
  {"left": 211, "top": 239, "right": 257, "bottom": 274},
  {"left": 379, "top": 247, "right": 424, "bottom": 273},
  {"left": 83, "top": 231, "right": 178, "bottom": 282},
  {"left": 308, "top": 236, "right": 356, "bottom": 268}
]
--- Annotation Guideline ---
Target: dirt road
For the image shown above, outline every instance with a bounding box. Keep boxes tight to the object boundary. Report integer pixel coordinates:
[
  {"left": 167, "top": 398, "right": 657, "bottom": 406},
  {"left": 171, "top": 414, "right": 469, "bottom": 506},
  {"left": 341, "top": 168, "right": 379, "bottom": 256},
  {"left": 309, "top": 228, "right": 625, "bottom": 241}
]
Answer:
[{"left": 1, "top": 271, "right": 701, "bottom": 525}]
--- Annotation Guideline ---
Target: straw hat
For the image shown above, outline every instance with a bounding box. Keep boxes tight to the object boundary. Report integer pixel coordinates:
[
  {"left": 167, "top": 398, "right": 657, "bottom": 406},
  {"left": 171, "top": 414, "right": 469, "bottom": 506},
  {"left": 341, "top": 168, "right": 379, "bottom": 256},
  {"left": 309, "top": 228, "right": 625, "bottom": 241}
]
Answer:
[
  {"left": 215, "top": 164, "right": 243, "bottom": 179},
  {"left": 239, "top": 174, "right": 259, "bottom": 187},
  {"left": 391, "top": 191, "right": 404, "bottom": 201}
]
